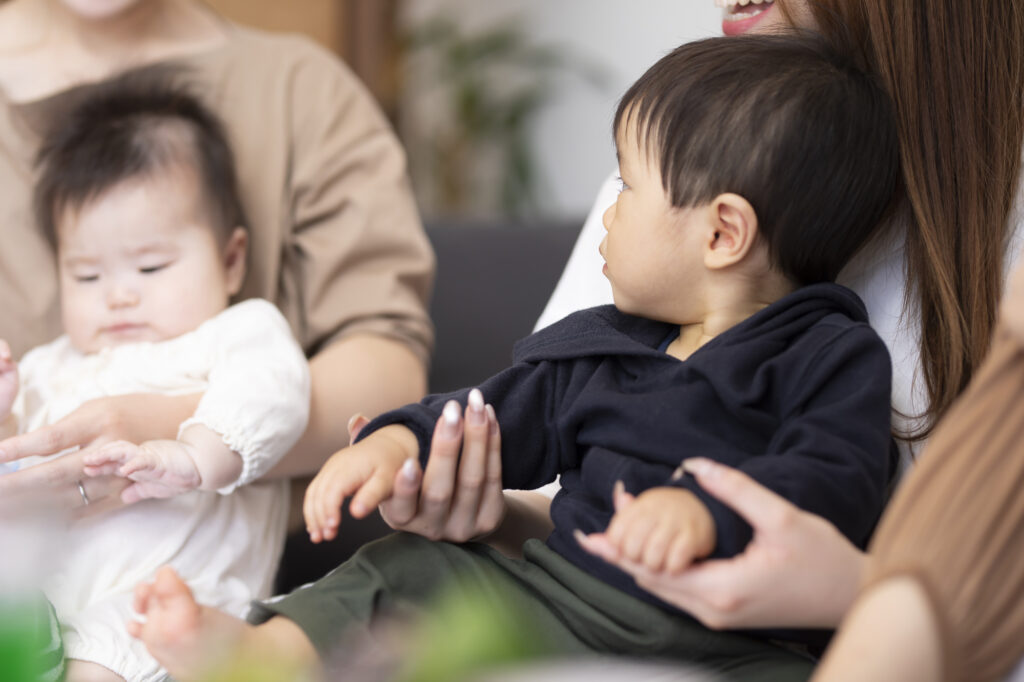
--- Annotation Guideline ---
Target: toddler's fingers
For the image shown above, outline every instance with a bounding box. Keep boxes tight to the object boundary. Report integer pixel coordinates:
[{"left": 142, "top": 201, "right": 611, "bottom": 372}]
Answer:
[
  {"left": 612, "top": 480, "right": 635, "bottom": 511},
  {"left": 621, "top": 518, "right": 655, "bottom": 563},
  {"left": 640, "top": 523, "right": 675, "bottom": 573},
  {"left": 302, "top": 475, "right": 323, "bottom": 542},
  {"left": 82, "top": 461, "right": 121, "bottom": 478},
  {"left": 665, "top": 534, "right": 698, "bottom": 574},
  {"left": 349, "top": 469, "right": 395, "bottom": 519}
]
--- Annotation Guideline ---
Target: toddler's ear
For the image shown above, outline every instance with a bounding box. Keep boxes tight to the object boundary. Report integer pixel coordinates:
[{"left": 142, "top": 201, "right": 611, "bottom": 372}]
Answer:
[
  {"left": 223, "top": 227, "right": 248, "bottom": 296},
  {"left": 705, "top": 193, "right": 758, "bottom": 270}
]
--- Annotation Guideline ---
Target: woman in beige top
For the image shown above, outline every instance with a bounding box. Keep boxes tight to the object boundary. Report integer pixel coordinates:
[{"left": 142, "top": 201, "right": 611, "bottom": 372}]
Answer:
[{"left": 0, "top": 0, "right": 434, "bottom": 514}]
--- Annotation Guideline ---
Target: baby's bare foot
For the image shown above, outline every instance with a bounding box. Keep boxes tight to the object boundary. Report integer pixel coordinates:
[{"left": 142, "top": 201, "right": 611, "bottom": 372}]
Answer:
[
  {"left": 130, "top": 566, "right": 248, "bottom": 681},
  {"left": 131, "top": 566, "right": 320, "bottom": 681}
]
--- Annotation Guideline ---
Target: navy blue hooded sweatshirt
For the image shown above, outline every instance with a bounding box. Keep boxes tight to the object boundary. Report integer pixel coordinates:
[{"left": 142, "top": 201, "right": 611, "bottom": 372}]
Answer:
[{"left": 361, "top": 283, "right": 895, "bottom": 641}]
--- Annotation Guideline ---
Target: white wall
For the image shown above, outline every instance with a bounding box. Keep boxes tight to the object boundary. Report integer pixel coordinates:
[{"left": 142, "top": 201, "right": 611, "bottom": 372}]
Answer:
[{"left": 399, "top": 1, "right": 721, "bottom": 220}]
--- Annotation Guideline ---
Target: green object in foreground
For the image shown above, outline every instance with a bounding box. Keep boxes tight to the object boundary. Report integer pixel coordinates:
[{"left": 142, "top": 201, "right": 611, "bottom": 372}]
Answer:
[
  {"left": 394, "top": 580, "right": 553, "bottom": 682},
  {"left": 0, "top": 597, "right": 65, "bottom": 682}
]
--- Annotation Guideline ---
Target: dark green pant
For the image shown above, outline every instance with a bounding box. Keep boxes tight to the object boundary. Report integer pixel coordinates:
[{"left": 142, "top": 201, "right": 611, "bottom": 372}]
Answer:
[{"left": 249, "top": 534, "right": 813, "bottom": 682}]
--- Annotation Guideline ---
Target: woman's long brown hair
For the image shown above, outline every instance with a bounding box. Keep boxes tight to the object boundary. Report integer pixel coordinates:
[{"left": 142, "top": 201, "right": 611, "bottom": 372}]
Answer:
[{"left": 781, "top": 0, "right": 1024, "bottom": 439}]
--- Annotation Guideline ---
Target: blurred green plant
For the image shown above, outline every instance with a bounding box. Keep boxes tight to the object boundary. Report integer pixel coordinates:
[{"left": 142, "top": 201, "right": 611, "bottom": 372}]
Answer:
[
  {"left": 0, "top": 596, "right": 65, "bottom": 682},
  {"left": 400, "top": 13, "right": 606, "bottom": 218}
]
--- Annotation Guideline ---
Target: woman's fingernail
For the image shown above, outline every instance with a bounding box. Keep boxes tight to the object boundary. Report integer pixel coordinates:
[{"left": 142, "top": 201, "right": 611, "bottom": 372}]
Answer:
[
  {"left": 401, "top": 458, "right": 418, "bottom": 482},
  {"left": 467, "top": 389, "right": 486, "bottom": 425},
  {"left": 442, "top": 401, "right": 461, "bottom": 438},
  {"left": 682, "top": 458, "right": 714, "bottom": 477},
  {"left": 670, "top": 465, "right": 685, "bottom": 481},
  {"left": 573, "top": 529, "right": 588, "bottom": 545},
  {"left": 485, "top": 404, "right": 497, "bottom": 424},
  {"left": 613, "top": 480, "right": 625, "bottom": 498}
]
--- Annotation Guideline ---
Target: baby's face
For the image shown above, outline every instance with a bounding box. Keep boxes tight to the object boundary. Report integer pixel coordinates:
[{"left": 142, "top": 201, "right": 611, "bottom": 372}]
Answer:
[{"left": 57, "top": 167, "right": 245, "bottom": 354}]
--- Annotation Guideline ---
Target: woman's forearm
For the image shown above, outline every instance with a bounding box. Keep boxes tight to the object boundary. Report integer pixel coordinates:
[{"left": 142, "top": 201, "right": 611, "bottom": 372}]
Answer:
[
  {"left": 268, "top": 334, "right": 427, "bottom": 479},
  {"left": 483, "top": 490, "right": 555, "bottom": 558}
]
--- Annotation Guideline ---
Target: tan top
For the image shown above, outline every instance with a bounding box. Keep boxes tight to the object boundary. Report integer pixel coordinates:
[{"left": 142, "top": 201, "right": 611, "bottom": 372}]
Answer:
[
  {"left": 0, "top": 22, "right": 434, "bottom": 362},
  {"left": 865, "top": 326, "right": 1024, "bottom": 682}
]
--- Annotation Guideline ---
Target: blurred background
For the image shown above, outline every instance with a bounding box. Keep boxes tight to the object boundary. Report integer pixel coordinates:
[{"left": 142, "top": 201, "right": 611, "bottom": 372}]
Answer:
[{"left": 207, "top": 0, "right": 720, "bottom": 224}]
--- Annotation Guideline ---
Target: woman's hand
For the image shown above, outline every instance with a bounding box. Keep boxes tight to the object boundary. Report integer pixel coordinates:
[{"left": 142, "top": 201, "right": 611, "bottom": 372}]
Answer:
[
  {"left": 579, "top": 457, "right": 865, "bottom": 629},
  {"left": 0, "top": 393, "right": 201, "bottom": 514},
  {"left": 349, "top": 388, "right": 507, "bottom": 543}
]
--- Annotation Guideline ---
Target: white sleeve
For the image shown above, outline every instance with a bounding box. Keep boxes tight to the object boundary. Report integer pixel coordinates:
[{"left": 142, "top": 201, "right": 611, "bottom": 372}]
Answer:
[
  {"left": 533, "top": 171, "right": 619, "bottom": 332},
  {"left": 178, "top": 300, "right": 311, "bottom": 494}
]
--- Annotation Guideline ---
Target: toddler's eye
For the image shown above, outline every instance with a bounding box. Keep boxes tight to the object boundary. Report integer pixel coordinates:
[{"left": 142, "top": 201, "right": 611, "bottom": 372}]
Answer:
[{"left": 74, "top": 274, "right": 99, "bottom": 283}]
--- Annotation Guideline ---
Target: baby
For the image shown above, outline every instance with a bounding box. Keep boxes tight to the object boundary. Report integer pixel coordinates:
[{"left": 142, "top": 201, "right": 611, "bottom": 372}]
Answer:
[
  {"left": 0, "top": 71, "right": 309, "bottom": 682},
  {"left": 132, "top": 33, "right": 899, "bottom": 680}
]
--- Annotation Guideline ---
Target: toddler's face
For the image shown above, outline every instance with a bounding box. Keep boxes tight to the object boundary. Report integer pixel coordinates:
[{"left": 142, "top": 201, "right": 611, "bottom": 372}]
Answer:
[
  {"left": 56, "top": 167, "right": 245, "bottom": 354},
  {"left": 600, "top": 120, "right": 707, "bottom": 324}
]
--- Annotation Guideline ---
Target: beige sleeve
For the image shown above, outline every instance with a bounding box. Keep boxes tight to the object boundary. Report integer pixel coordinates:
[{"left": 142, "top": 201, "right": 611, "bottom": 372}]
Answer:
[
  {"left": 282, "top": 50, "right": 435, "bottom": 363},
  {"left": 864, "top": 326, "right": 1024, "bottom": 682}
]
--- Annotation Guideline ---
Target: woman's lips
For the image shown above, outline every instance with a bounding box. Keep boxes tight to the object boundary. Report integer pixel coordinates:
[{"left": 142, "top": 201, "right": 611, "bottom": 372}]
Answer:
[{"left": 715, "top": 0, "right": 776, "bottom": 36}]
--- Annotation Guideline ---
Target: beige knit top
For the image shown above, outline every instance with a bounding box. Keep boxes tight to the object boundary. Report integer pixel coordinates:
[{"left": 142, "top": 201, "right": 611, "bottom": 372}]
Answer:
[{"left": 0, "top": 22, "right": 434, "bottom": 363}]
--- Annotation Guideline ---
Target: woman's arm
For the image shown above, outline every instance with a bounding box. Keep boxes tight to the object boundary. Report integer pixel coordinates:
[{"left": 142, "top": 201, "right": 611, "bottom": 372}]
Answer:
[{"left": 266, "top": 334, "right": 426, "bottom": 479}]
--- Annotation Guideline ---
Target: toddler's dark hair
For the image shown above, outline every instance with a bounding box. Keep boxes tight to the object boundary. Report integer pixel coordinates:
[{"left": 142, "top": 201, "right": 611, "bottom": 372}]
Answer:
[
  {"left": 34, "top": 65, "right": 247, "bottom": 246},
  {"left": 615, "top": 33, "right": 899, "bottom": 285}
]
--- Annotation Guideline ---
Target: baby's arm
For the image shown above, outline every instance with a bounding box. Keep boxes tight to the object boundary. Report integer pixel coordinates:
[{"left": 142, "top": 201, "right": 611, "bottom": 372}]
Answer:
[
  {"left": 584, "top": 482, "right": 717, "bottom": 574},
  {"left": 303, "top": 422, "right": 419, "bottom": 543},
  {"left": 83, "top": 424, "right": 244, "bottom": 504},
  {"left": 0, "top": 340, "right": 19, "bottom": 441}
]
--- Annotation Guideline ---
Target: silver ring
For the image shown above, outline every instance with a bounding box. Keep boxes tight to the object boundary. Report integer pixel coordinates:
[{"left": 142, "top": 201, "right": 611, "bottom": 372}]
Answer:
[{"left": 77, "top": 481, "right": 90, "bottom": 506}]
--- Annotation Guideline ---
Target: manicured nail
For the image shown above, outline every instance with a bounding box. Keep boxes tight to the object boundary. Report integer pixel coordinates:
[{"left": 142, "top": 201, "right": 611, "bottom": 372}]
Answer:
[
  {"left": 670, "top": 465, "right": 685, "bottom": 481},
  {"left": 401, "top": 458, "right": 418, "bottom": 482},
  {"left": 682, "top": 458, "right": 715, "bottom": 477},
  {"left": 613, "top": 480, "right": 625, "bottom": 498},
  {"left": 467, "top": 388, "right": 486, "bottom": 425},
  {"left": 573, "top": 529, "right": 588, "bottom": 545},
  {"left": 485, "top": 404, "right": 497, "bottom": 424},
  {"left": 442, "top": 401, "right": 461, "bottom": 438}
]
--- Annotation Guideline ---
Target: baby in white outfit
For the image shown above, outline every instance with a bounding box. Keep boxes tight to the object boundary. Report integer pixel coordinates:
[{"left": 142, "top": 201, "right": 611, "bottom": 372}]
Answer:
[{"left": 0, "top": 72, "right": 309, "bottom": 682}]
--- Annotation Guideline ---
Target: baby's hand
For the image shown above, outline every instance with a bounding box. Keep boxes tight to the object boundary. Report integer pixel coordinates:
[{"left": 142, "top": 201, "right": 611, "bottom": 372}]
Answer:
[
  {"left": 84, "top": 440, "right": 201, "bottom": 504},
  {"left": 599, "top": 483, "right": 716, "bottom": 574},
  {"left": 0, "top": 340, "right": 18, "bottom": 419},
  {"left": 303, "top": 423, "right": 418, "bottom": 543}
]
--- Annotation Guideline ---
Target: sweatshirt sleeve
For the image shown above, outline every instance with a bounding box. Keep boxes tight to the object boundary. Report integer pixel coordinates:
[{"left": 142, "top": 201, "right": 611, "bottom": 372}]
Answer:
[
  {"left": 672, "top": 323, "right": 895, "bottom": 559},
  {"left": 357, "top": 358, "right": 579, "bottom": 490},
  {"left": 178, "top": 299, "right": 311, "bottom": 493}
]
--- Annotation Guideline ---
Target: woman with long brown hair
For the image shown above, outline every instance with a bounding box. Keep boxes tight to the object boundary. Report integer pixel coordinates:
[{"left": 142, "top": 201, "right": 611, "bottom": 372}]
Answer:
[{"left": 377, "top": 0, "right": 1024, "bottom": 679}]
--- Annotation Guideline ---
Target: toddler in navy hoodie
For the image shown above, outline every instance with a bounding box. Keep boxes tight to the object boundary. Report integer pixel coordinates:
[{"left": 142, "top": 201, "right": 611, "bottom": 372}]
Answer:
[{"left": 133, "top": 33, "right": 901, "bottom": 679}]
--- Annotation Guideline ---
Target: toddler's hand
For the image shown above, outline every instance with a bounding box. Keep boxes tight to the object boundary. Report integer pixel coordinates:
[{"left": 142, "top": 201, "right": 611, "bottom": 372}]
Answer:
[
  {"left": 303, "top": 424, "right": 417, "bottom": 543},
  {"left": 0, "top": 340, "right": 18, "bottom": 419},
  {"left": 584, "top": 483, "right": 717, "bottom": 574},
  {"left": 84, "top": 440, "right": 202, "bottom": 504}
]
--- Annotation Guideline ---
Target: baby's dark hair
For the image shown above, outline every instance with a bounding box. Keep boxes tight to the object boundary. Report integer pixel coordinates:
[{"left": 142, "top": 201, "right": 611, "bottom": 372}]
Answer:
[
  {"left": 34, "top": 65, "right": 247, "bottom": 246},
  {"left": 615, "top": 33, "right": 899, "bottom": 285}
]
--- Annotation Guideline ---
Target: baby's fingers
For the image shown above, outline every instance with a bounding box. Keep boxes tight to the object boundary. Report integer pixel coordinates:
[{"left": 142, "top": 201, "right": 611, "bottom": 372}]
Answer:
[
  {"left": 82, "top": 441, "right": 134, "bottom": 477},
  {"left": 119, "top": 454, "right": 158, "bottom": 479}
]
